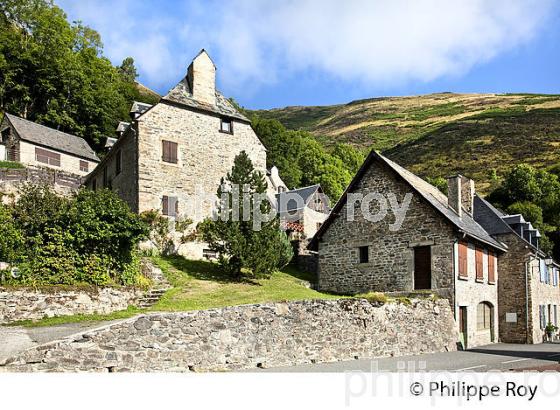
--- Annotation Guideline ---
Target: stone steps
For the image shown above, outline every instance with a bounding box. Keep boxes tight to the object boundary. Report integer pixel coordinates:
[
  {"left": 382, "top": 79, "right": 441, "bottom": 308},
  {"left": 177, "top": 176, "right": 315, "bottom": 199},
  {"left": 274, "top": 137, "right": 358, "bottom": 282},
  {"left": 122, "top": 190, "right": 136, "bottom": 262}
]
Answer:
[{"left": 137, "top": 287, "right": 172, "bottom": 308}]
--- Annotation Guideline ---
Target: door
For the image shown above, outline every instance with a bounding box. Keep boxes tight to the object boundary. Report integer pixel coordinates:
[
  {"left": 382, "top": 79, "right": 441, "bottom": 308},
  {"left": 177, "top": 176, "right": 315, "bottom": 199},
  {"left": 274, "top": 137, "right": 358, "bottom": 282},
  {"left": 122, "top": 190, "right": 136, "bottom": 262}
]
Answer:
[
  {"left": 413, "top": 246, "right": 432, "bottom": 290},
  {"left": 459, "top": 306, "right": 468, "bottom": 350}
]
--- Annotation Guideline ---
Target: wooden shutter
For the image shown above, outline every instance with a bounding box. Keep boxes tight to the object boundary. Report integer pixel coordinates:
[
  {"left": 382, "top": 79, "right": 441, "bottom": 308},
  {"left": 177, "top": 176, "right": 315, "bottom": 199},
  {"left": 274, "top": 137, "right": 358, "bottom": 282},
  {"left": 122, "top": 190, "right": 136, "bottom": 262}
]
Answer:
[
  {"left": 79, "top": 160, "right": 89, "bottom": 172},
  {"left": 488, "top": 252, "right": 496, "bottom": 283},
  {"left": 458, "top": 241, "right": 468, "bottom": 278},
  {"left": 162, "top": 140, "right": 178, "bottom": 163},
  {"left": 175, "top": 198, "right": 179, "bottom": 216},
  {"left": 475, "top": 247, "right": 484, "bottom": 281},
  {"left": 35, "top": 147, "right": 61, "bottom": 167},
  {"left": 162, "top": 196, "right": 169, "bottom": 216}
]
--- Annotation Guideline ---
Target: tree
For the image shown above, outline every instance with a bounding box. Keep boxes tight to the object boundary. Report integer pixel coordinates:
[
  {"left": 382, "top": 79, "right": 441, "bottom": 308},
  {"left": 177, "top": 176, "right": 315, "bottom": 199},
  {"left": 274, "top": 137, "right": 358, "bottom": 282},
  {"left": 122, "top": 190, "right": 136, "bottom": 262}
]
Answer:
[
  {"left": 0, "top": 204, "right": 23, "bottom": 263},
  {"left": 118, "top": 57, "right": 138, "bottom": 82},
  {"left": 200, "top": 151, "right": 292, "bottom": 279}
]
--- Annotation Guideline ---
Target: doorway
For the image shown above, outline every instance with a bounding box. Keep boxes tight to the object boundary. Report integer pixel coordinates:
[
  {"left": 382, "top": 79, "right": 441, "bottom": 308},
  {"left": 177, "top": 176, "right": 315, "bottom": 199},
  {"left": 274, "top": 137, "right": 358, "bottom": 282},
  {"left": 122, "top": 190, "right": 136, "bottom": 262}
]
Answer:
[{"left": 413, "top": 246, "right": 432, "bottom": 290}]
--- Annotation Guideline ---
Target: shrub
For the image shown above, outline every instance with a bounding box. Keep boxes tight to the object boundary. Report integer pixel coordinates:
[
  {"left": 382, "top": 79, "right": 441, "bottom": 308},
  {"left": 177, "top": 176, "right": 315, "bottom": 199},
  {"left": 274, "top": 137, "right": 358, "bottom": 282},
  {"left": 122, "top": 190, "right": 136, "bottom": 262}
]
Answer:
[
  {"left": 355, "top": 292, "right": 388, "bottom": 304},
  {"left": 0, "top": 204, "right": 23, "bottom": 263}
]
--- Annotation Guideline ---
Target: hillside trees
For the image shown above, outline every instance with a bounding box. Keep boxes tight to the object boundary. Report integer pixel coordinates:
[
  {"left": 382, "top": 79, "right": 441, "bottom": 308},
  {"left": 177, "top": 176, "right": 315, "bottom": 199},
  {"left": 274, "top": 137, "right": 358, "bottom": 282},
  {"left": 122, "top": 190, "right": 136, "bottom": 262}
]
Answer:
[
  {"left": 0, "top": 0, "right": 157, "bottom": 151},
  {"left": 251, "top": 117, "right": 362, "bottom": 200},
  {"left": 488, "top": 164, "right": 560, "bottom": 257}
]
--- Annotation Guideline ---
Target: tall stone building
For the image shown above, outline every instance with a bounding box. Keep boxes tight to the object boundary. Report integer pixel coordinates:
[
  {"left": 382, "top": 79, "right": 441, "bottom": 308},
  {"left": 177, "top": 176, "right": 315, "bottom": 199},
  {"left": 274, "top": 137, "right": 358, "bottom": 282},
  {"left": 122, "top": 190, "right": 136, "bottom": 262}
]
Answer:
[
  {"left": 309, "top": 151, "right": 506, "bottom": 348},
  {"left": 474, "top": 196, "right": 560, "bottom": 343},
  {"left": 85, "top": 50, "right": 267, "bottom": 259}
]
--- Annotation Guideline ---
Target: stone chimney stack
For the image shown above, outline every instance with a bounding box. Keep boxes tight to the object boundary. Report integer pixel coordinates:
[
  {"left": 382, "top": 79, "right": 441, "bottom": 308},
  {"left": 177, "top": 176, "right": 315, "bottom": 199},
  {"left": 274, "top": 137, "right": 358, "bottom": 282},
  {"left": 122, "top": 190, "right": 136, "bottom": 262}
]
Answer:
[
  {"left": 187, "top": 49, "right": 216, "bottom": 106},
  {"left": 447, "top": 175, "right": 475, "bottom": 217}
]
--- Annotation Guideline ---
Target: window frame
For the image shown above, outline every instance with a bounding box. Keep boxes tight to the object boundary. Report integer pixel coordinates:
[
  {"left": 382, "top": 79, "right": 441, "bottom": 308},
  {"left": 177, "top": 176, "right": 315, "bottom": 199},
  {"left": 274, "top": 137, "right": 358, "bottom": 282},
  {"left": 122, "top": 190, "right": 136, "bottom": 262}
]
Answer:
[
  {"left": 477, "top": 302, "right": 492, "bottom": 331},
  {"left": 475, "top": 247, "right": 484, "bottom": 282},
  {"left": 35, "top": 147, "right": 61, "bottom": 167},
  {"left": 219, "top": 117, "right": 234, "bottom": 134},
  {"left": 488, "top": 251, "right": 496, "bottom": 284},
  {"left": 79, "top": 160, "right": 89, "bottom": 173}
]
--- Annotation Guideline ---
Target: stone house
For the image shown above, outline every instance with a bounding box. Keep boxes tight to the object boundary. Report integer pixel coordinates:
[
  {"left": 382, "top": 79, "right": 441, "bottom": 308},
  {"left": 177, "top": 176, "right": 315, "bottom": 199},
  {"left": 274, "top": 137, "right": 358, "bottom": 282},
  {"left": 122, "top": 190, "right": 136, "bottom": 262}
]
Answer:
[
  {"left": 309, "top": 151, "right": 506, "bottom": 348},
  {"left": 0, "top": 113, "right": 99, "bottom": 176},
  {"left": 474, "top": 196, "right": 560, "bottom": 343},
  {"left": 85, "top": 50, "right": 267, "bottom": 259}
]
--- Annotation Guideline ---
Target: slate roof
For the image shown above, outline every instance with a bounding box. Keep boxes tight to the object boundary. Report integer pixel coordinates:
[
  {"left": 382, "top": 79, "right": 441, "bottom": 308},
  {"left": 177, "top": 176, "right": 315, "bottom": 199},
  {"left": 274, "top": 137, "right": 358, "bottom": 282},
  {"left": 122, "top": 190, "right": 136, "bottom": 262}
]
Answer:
[
  {"left": 162, "top": 76, "right": 249, "bottom": 122},
  {"left": 276, "top": 184, "right": 323, "bottom": 212},
  {"left": 309, "top": 150, "right": 506, "bottom": 251},
  {"left": 4, "top": 113, "right": 99, "bottom": 162},
  {"left": 130, "top": 101, "right": 153, "bottom": 116}
]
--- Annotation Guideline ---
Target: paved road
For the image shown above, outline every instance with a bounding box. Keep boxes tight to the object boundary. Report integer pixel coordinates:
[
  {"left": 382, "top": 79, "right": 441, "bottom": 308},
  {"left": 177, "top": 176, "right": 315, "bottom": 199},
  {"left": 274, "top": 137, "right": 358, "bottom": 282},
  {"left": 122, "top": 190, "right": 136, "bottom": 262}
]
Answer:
[
  {"left": 0, "top": 320, "right": 124, "bottom": 363},
  {"left": 253, "top": 343, "right": 560, "bottom": 372}
]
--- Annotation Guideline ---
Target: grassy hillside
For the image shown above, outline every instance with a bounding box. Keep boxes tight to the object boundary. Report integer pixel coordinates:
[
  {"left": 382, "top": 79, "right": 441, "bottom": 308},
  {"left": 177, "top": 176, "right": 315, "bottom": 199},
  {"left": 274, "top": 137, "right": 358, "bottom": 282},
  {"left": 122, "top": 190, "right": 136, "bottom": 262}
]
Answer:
[{"left": 252, "top": 93, "right": 560, "bottom": 193}]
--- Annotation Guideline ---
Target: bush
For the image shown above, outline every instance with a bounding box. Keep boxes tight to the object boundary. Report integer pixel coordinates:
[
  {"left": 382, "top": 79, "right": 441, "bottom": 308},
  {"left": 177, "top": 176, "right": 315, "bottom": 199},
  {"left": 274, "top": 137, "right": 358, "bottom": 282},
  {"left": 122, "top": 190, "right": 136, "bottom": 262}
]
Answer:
[
  {"left": 355, "top": 291, "right": 388, "bottom": 304},
  {"left": 4, "top": 185, "right": 149, "bottom": 287}
]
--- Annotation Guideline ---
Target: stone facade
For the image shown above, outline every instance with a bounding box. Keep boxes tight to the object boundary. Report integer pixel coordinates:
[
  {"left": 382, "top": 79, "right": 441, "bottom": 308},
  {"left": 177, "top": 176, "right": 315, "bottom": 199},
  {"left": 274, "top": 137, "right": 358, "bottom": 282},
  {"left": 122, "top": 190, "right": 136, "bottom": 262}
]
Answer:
[
  {"left": 0, "top": 287, "right": 143, "bottom": 324},
  {"left": 1, "top": 298, "right": 457, "bottom": 372},
  {"left": 528, "top": 256, "right": 560, "bottom": 343},
  {"left": 317, "top": 161, "right": 457, "bottom": 297},
  {"left": 86, "top": 51, "right": 267, "bottom": 259}
]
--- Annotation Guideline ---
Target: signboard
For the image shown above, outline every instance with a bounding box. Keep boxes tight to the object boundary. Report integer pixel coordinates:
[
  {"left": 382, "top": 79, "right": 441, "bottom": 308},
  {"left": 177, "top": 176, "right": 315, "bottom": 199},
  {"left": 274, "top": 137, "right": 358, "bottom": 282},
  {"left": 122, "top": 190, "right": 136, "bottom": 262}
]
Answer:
[{"left": 505, "top": 312, "right": 517, "bottom": 323}]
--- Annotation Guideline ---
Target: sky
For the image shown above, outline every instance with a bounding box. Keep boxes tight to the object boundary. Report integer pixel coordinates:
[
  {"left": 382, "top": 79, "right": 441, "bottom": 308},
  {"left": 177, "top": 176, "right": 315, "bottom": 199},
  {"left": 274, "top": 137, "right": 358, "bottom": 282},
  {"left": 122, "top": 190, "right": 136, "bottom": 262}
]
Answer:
[{"left": 56, "top": 0, "right": 560, "bottom": 109}]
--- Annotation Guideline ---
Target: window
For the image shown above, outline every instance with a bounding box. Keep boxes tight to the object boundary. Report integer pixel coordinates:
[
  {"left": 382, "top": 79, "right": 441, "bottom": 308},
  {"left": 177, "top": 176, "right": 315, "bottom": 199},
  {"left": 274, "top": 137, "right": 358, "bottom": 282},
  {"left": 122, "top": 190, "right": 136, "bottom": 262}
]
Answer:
[
  {"left": 102, "top": 167, "right": 108, "bottom": 188},
  {"left": 539, "top": 305, "right": 547, "bottom": 329},
  {"left": 79, "top": 160, "right": 89, "bottom": 173},
  {"left": 116, "top": 150, "right": 122, "bottom": 175},
  {"left": 162, "top": 140, "right": 178, "bottom": 164},
  {"left": 488, "top": 251, "right": 496, "bottom": 284},
  {"left": 540, "top": 259, "right": 547, "bottom": 283},
  {"left": 554, "top": 305, "right": 558, "bottom": 326},
  {"left": 358, "top": 246, "right": 369, "bottom": 264},
  {"left": 1, "top": 128, "right": 9, "bottom": 143},
  {"left": 162, "top": 196, "right": 178, "bottom": 217},
  {"left": 475, "top": 247, "right": 484, "bottom": 282},
  {"left": 477, "top": 302, "right": 492, "bottom": 331},
  {"left": 35, "top": 147, "right": 60, "bottom": 167},
  {"left": 458, "top": 241, "right": 468, "bottom": 278},
  {"left": 278, "top": 186, "right": 286, "bottom": 193},
  {"left": 203, "top": 249, "right": 218, "bottom": 260},
  {"left": 220, "top": 118, "right": 233, "bottom": 134}
]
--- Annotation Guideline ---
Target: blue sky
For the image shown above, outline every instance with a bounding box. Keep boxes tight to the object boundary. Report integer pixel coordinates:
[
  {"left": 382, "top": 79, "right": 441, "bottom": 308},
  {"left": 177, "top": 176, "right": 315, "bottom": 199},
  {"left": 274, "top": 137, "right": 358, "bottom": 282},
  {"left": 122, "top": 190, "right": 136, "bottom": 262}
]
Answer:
[{"left": 57, "top": 0, "right": 560, "bottom": 109}]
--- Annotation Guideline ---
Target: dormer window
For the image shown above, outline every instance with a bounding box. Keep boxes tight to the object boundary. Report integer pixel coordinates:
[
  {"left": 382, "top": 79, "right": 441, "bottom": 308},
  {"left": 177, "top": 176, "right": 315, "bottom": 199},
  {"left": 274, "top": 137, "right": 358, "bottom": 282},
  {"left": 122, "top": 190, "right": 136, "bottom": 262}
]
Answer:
[{"left": 220, "top": 118, "right": 233, "bottom": 134}]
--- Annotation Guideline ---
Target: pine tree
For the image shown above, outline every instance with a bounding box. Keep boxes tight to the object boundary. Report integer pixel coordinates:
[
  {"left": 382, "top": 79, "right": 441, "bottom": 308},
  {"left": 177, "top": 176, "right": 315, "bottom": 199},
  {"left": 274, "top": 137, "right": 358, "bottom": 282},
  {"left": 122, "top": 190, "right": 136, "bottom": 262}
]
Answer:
[{"left": 200, "top": 151, "right": 293, "bottom": 279}]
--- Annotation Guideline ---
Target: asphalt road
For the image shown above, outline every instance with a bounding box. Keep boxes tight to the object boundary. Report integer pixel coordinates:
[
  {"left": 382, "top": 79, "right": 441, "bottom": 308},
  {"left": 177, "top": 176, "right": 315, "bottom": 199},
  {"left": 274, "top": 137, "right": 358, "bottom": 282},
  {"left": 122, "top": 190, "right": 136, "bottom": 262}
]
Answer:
[{"left": 253, "top": 343, "right": 560, "bottom": 372}]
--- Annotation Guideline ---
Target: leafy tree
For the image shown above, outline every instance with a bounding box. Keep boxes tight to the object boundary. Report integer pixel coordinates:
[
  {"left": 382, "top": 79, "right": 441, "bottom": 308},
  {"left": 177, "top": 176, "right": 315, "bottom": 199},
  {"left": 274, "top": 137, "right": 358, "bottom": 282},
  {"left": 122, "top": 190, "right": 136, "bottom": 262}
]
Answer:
[
  {"left": 426, "top": 176, "right": 448, "bottom": 195},
  {"left": 0, "top": 0, "right": 155, "bottom": 151},
  {"left": 0, "top": 204, "right": 23, "bottom": 263},
  {"left": 200, "top": 151, "right": 292, "bottom": 279},
  {"left": 332, "top": 143, "right": 365, "bottom": 174}
]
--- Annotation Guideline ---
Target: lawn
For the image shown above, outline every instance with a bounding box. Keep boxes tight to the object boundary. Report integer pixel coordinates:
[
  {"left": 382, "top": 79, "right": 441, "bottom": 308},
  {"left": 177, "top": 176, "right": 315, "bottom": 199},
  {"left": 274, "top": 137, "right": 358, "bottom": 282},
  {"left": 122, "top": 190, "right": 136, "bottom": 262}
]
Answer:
[
  {"left": 0, "top": 160, "right": 24, "bottom": 169},
  {"left": 7, "top": 256, "right": 341, "bottom": 327},
  {"left": 150, "top": 255, "right": 340, "bottom": 311}
]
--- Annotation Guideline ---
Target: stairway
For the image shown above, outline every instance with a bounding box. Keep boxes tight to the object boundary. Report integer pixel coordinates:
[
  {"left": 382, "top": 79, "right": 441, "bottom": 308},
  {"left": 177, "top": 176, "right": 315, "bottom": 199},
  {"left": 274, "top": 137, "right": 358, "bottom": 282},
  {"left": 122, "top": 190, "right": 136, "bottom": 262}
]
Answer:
[{"left": 137, "top": 286, "right": 171, "bottom": 308}]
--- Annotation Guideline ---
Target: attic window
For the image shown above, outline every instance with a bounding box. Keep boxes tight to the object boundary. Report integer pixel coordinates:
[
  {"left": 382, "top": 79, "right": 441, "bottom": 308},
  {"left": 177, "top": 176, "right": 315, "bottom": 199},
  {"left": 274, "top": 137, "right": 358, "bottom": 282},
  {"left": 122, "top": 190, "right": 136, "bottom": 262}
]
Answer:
[
  {"left": 220, "top": 118, "right": 233, "bottom": 134},
  {"left": 162, "top": 140, "right": 178, "bottom": 164},
  {"left": 79, "top": 160, "right": 89, "bottom": 173}
]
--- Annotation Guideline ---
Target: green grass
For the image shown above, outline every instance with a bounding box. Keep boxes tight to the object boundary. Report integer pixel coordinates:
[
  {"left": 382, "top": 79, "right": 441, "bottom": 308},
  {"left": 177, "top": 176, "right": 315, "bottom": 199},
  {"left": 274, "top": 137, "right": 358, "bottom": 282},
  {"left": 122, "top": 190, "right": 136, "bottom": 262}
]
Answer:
[
  {"left": 5, "top": 306, "right": 144, "bottom": 328},
  {"left": 0, "top": 160, "right": 24, "bottom": 169},
  {"left": 150, "top": 255, "right": 340, "bottom": 311},
  {"left": 6, "top": 256, "right": 340, "bottom": 328}
]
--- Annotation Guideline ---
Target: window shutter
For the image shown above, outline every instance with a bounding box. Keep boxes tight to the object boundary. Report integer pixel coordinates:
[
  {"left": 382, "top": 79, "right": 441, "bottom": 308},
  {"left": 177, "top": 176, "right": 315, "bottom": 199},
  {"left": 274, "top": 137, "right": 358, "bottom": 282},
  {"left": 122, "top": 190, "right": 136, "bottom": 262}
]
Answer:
[
  {"left": 475, "top": 247, "right": 484, "bottom": 281},
  {"left": 458, "top": 241, "right": 468, "bottom": 278},
  {"left": 175, "top": 199, "right": 179, "bottom": 216},
  {"left": 488, "top": 252, "right": 496, "bottom": 283},
  {"left": 162, "top": 196, "right": 169, "bottom": 216}
]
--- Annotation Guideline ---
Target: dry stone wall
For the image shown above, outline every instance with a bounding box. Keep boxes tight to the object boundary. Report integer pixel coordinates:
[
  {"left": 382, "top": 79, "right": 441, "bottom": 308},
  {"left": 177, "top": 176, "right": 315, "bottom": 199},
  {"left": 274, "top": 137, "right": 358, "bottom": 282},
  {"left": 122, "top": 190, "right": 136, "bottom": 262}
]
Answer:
[
  {"left": 0, "top": 287, "right": 143, "bottom": 324},
  {"left": 1, "top": 298, "right": 458, "bottom": 372}
]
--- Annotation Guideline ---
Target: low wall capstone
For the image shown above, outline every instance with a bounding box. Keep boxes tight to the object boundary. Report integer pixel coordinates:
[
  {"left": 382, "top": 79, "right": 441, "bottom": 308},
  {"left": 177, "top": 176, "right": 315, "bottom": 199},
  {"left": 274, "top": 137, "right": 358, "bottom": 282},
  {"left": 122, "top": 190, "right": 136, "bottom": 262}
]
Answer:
[{"left": 1, "top": 298, "right": 458, "bottom": 372}]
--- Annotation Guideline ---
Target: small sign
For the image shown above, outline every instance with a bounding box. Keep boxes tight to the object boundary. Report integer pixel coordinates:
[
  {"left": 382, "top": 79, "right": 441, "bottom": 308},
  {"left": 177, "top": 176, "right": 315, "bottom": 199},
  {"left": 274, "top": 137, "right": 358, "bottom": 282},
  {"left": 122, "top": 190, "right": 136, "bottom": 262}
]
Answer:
[
  {"left": 10, "top": 267, "right": 21, "bottom": 279},
  {"left": 506, "top": 312, "right": 517, "bottom": 323}
]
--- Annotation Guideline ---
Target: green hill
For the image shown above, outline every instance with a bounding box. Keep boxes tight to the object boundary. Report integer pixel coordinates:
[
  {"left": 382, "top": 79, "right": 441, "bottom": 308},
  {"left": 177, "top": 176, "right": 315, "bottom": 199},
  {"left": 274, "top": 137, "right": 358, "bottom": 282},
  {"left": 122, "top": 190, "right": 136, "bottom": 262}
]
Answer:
[{"left": 251, "top": 93, "right": 560, "bottom": 193}]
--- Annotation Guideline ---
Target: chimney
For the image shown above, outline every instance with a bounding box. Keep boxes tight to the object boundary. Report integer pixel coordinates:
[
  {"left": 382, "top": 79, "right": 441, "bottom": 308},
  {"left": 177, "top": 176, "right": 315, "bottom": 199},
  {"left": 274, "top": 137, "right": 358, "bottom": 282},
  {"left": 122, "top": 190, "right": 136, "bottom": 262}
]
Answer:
[
  {"left": 447, "top": 175, "right": 475, "bottom": 217},
  {"left": 187, "top": 50, "right": 216, "bottom": 106}
]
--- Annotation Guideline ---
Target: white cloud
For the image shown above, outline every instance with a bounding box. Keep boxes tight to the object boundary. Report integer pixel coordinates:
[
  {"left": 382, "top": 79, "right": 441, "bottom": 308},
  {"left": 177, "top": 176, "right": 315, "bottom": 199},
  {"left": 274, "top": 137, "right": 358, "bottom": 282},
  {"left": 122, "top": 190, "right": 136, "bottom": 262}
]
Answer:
[
  {"left": 207, "top": 0, "right": 554, "bottom": 91},
  {"left": 56, "top": 0, "right": 555, "bottom": 95}
]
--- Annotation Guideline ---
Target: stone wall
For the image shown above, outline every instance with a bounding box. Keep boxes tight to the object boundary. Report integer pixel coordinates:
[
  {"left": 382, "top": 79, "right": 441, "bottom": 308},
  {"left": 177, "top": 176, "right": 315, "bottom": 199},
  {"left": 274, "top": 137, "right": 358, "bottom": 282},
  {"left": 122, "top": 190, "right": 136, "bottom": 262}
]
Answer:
[
  {"left": 1, "top": 298, "right": 458, "bottom": 372},
  {"left": 0, "top": 287, "right": 143, "bottom": 324},
  {"left": 0, "top": 166, "right": 83, "bottom": 201},
  {"left": 528, "top": 256, "right": 560, "bottom": 344}
]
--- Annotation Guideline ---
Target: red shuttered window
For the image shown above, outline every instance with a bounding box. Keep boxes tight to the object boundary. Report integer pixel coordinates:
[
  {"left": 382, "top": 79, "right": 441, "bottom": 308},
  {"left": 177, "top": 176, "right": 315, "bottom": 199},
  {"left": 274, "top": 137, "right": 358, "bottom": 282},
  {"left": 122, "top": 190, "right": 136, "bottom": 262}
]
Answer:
[
  {"left": 488, "top": 252, "right": 496, "bottom": 284},
  {"left": 458, "top": 241, "right": 468, "bottom": 278},
  {"left": 35, "top": 147, "right": 61, "bottom": 167},
  {"left": 475, "top": 247, "right": 484, "bottom": 282}
]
